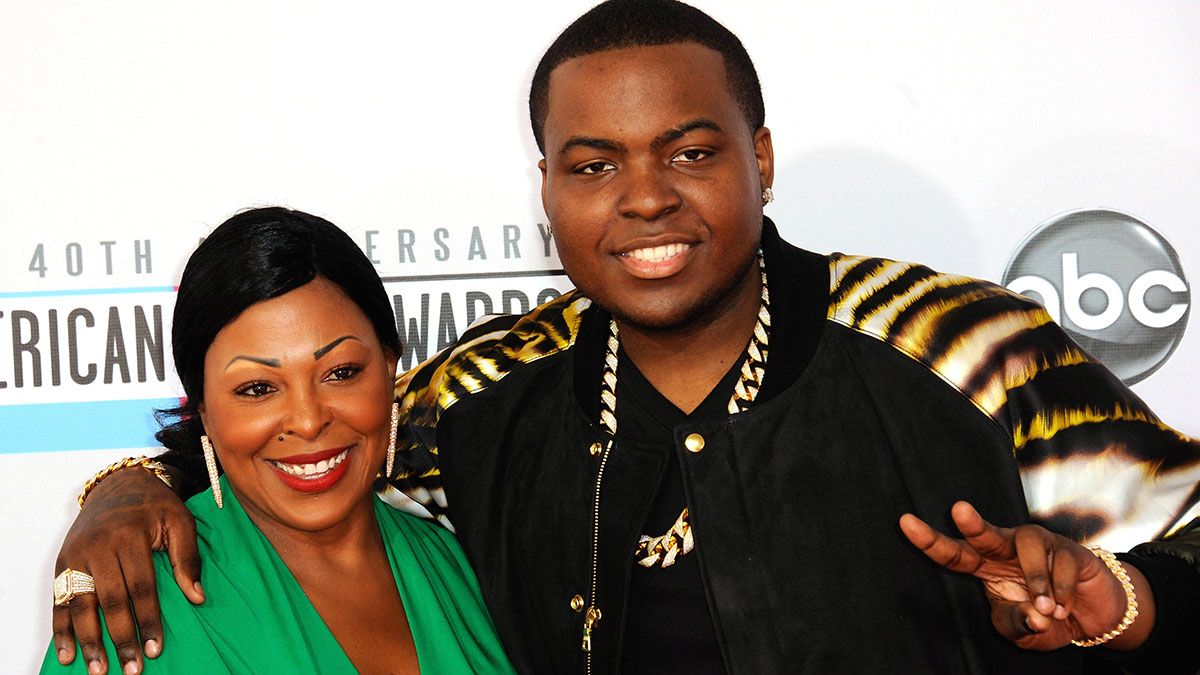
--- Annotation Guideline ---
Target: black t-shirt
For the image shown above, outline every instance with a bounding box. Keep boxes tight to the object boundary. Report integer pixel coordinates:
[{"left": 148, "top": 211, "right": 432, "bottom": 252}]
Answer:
[{"left": 614, "top": 345, "right": 742, "bottom": 674}]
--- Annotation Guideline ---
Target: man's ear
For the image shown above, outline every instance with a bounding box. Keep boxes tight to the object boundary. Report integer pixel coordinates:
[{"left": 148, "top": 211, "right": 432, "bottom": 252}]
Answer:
[
  {"left": 753, "top": 127, "right": 774, "bottom": 191},
  {"left": 538, "top": 158, "right": 549, "bottom": 217}
]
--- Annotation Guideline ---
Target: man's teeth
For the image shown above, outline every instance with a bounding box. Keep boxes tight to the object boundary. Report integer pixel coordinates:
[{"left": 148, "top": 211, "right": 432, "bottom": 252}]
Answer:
[
  {"left": 272, "top": 449, "right": 349, "bottom": 478},
  {"left": 625, "top": 243, "right": 691, "bottom": 263}
]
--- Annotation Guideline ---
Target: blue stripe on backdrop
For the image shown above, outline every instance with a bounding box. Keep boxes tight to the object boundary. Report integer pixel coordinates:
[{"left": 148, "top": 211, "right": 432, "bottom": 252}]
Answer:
[
  {"left": 0, "top": 398, "right": 180, "bottom": 453},
  {"left": 0, "top": 286, "right": 176, "bottom": 299}
]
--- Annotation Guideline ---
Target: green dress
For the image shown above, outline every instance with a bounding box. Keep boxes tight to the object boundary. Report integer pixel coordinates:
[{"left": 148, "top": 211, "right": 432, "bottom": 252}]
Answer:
[{"left": 42, "top": 476, "right": 514, "bottom": 673}]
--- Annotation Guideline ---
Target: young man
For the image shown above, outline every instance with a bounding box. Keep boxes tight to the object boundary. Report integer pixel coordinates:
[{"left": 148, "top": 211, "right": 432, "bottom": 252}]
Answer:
[{"left": 51, "top": 1, "right": 1200, "bottom": 673}]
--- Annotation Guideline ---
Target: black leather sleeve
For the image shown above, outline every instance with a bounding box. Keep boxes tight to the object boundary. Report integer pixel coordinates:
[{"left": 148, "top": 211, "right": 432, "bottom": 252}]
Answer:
[{"left": 1085, "top": 518, "right": 1200, "bottom": 674}]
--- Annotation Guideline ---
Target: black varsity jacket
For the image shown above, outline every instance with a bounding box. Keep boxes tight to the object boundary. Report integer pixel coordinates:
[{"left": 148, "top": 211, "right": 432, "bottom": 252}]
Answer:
[{"left": 381, "top": 221, "right": 1200, "bottom": 673}]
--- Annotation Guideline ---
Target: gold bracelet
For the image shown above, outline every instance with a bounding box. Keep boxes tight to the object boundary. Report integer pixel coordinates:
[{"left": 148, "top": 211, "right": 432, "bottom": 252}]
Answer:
[
  {"left": 78, "top": 456, "right": 174, "bottom": 510},
  {"left": 1070, "top": 545, "right": 1139, "bottom": 647}
]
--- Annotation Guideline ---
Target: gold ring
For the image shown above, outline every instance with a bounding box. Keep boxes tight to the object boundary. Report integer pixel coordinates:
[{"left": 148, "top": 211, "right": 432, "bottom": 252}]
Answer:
[{"left": 54, "top": 568, "right": 96, "bottom": 607}]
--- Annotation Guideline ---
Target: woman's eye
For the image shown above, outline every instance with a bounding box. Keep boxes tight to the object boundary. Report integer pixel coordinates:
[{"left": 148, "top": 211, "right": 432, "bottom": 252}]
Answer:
[
  {"left": 237, "top": 382, "right": 274, "bottom": 397},
  {"left": 673, "top": 148, "right": 711, "bottom": 163},
  {"left": 327, "top": 365, "right": 360, "bottom": 381},
  {"left": 577, "top": 161, "right": 614, "bottom": 175}
]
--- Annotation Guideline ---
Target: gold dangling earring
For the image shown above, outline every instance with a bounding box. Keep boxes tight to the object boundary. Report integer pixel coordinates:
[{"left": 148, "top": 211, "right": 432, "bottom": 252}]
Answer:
[
  {"left": 200, "top": 435, "right": 223, "bottom": 509},
  {"left": 385, "top": 402, "right": 399, "bottom": 478}
]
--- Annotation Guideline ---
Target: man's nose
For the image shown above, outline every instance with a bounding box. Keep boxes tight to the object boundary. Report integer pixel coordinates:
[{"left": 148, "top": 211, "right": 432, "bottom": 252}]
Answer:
[{"left": 617, "top": 160, "right": 682, "bottom": 222}]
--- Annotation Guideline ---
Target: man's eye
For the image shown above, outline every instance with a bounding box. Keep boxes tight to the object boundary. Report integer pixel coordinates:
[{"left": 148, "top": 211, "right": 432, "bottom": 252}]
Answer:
[
  {"left": 673, "top": 149, "right": 711, "bottom": 163},
  {"left": 237, "top": 382, "right": 274, "bottom": 397},
  {"left": 577, "top": 161, "right": 615, "bottom": 175}
]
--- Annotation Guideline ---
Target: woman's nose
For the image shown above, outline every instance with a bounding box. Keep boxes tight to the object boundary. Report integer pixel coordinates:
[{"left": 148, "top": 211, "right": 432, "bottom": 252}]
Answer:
[{"left": 280, "top": 386, "right": 333, "bottom": 440}]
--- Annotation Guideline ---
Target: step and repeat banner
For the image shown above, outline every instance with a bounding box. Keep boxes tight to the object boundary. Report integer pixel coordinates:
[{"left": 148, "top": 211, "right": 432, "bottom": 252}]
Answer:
[{"left": 2, "top": 1, "right": 1197, "bottom": 670}]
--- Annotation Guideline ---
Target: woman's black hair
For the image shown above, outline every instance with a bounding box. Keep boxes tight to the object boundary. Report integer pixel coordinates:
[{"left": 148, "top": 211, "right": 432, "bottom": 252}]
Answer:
[{"left": 155, "top": 207, "right": 400, "bottom": 494}]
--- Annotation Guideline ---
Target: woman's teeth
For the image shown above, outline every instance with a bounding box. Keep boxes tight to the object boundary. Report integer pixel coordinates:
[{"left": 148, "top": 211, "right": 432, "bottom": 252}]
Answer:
[
  {"left": 272, "top": 449, "right": 349, "bottom": 478},
  {"left": 624, "top": 243, "right": 690, "bottom": 263}
]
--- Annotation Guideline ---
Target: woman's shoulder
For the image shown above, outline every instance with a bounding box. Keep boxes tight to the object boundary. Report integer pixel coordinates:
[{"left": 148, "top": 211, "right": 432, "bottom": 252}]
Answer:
[
  {"left": 375, "top": 496, "right": 462, "bottom": 550},
  {"left": 372, "top": 496, "right": 516, "bottom": 673},
  {"left": 373, "top": 497, "right": 483, "bottom": 583}
]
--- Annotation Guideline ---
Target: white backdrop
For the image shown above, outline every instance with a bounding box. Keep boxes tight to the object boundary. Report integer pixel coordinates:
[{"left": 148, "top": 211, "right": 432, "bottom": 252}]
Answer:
[{"left": 2, "top": 2, "right": 1198, "bottom": 671}]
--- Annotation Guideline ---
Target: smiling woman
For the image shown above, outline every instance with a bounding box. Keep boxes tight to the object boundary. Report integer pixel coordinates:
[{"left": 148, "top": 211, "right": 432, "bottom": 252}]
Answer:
[
  {"left": 199, "top": 279, "right": 398, "bottom": 535},
  {"left": 41, "top": 208, "right": 514, "bottom": 674}
]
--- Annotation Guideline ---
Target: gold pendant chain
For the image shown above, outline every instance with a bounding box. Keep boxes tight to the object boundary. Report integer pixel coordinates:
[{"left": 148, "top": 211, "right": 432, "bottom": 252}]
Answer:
[
  {"left": 581, "top": 253, "right": 770, "bottom": 663},
  {"left": 600, "top": 252, "right": 769, "bottom": 438},
  {"left": 621, "top": 252, "right": 769, "bottom": 568}
]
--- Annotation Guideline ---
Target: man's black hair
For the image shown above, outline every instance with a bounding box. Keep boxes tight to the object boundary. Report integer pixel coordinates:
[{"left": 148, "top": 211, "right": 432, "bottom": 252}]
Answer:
[{"left": 529, "top": 0, "right": 764, "bottom": 153}]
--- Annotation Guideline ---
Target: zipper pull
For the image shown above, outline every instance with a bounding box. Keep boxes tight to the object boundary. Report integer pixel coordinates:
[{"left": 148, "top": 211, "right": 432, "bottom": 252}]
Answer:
[{"left": 581, "top": 606, "right": 602, "bottom": 652}]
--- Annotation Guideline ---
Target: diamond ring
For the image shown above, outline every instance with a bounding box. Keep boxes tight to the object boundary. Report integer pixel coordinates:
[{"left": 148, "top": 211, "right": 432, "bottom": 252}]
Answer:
[{"left": 53, "top": 568, "right": 96, "bottom": 607}]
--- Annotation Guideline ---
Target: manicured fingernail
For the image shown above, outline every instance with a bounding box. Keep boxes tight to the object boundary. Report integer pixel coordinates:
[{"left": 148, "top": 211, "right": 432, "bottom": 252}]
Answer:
[
  {"left": 124, "top": 659, "right": 140, "bottom": 675},
  {"left": 1054, "top": 604, "right": 1069, "bottom": 620},
  {"left": 144, "top": 639, "right": 161, "bottom": 658},
  {"left": 87, "top": 660, "right": 103, "bottom": 675},
  {"left": 57, "top": 648, "right": 71, "bottom": 664},
  {"left": 193, "top": 581, "right": 204, "bottom": 596}
]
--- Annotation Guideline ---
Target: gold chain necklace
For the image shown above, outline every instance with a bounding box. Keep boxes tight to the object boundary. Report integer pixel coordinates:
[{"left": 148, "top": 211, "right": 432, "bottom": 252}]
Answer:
[
  {"left": 580, "top": 253, "right": 770, "bottom": 661},
  {"left": 601, "top": 253, "right": 770, "bottom": 568}
]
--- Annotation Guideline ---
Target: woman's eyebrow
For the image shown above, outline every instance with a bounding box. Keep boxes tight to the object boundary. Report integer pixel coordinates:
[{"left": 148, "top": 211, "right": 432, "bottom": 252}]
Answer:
[
  {"left": 222, "top": 336, "right": 364, "bottom": 370},
  {"left": 224, "top": 355, "right": 281, "bottom": 370},
  {"left": 313, "top": 335, "right": 364, "bottom": 360}
]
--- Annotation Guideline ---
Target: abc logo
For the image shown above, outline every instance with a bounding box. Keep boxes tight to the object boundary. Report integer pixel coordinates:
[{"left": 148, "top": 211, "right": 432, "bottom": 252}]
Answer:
[{"left": 1001, "top": 209, "right": 1190, "bottom": 385}]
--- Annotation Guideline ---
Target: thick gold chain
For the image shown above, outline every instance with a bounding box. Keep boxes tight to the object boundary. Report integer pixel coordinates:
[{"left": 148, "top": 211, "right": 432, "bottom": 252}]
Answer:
[
  {"left": 603, "top": 253, "right": 770, "bottom": 568},
  {"left": 581, "top": 254, "right": 769, "bottom": 663}
]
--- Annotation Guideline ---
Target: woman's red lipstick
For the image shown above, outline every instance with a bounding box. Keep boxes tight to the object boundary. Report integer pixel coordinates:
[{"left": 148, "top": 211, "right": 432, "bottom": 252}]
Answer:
[{"left": 267, "top": 445, "right": 354, "bottom": 494}]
